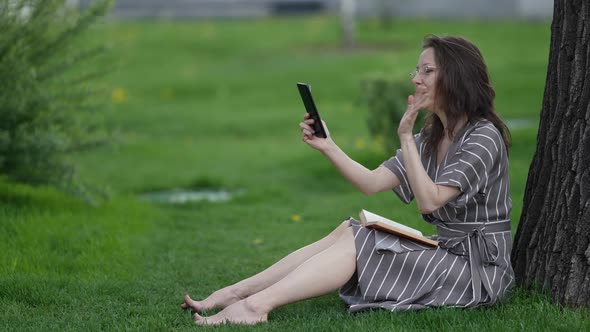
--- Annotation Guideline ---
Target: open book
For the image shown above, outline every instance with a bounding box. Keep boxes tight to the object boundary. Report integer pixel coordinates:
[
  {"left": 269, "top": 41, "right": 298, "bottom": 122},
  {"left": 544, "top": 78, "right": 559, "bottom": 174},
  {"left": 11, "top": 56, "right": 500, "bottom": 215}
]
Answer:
[{"left": 359, "top": 209, "right": 438, "bottom": 247}]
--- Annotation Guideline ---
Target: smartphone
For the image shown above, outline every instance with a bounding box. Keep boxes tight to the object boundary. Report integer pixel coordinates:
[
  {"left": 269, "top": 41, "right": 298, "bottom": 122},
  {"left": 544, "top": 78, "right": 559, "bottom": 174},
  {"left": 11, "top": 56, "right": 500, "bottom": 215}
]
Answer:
[{"left": 296, "top": 82, "right": 327, "bottom": 138}]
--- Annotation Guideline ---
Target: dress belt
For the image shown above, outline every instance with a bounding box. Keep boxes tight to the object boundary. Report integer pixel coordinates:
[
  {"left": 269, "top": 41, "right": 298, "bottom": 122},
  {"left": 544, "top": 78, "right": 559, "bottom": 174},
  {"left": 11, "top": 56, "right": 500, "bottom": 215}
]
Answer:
[{"left": 436, "top": 221, "right": 511, "bottom": 305}]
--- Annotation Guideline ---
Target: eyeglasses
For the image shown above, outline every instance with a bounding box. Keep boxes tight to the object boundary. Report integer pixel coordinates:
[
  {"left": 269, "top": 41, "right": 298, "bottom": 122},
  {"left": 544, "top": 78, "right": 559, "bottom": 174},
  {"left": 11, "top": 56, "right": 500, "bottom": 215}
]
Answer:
[{"left": 410, "top": 65, "right": 437, "bottom": 79}]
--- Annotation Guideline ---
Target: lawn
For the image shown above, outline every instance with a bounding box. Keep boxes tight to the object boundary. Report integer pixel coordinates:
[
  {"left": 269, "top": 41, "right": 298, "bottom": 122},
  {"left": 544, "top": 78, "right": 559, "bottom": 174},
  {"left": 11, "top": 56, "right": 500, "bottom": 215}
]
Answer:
[{"left": 1, "top": 15, "right": 589, "bottom": 331}]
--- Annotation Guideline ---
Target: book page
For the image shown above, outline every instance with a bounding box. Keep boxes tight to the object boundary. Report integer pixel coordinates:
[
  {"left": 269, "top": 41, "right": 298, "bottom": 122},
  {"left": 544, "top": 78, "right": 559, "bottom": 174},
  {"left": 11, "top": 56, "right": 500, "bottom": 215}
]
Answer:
[{"left": 362, "top": 210, "right": 423, "bottom": 236}]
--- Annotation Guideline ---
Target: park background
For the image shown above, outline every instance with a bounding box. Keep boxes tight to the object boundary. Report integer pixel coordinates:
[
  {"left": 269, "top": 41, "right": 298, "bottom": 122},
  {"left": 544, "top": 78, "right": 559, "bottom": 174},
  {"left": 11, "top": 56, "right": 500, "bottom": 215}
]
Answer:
[{"left": 1, "top": 0, "right": 589, "bottom": 330}]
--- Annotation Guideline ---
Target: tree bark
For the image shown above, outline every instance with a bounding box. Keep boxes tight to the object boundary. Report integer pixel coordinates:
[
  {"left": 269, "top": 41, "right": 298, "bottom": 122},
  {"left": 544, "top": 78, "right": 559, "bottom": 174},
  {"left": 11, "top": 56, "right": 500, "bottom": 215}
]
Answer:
[{"left": 511, "top": 0, "right": 590, "bottom": 307}]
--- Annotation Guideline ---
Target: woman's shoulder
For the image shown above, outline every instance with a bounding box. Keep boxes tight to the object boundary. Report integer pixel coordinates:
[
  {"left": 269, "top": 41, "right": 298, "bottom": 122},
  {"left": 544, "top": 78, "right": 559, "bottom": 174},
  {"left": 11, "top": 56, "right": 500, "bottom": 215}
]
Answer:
[
  {"left": 460, "top": 119, "right": 503, "bottom": 145},
  {"left": 457, "top": 119, "right": 507, "bottom": 161}
]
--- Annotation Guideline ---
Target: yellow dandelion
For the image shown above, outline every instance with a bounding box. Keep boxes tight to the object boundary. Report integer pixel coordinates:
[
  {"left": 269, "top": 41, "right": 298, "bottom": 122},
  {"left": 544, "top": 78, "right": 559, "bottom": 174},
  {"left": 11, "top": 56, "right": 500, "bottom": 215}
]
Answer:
[
  {"left": 355, "top": 137, "right": 366, "bottom": 150},
  {"left": 253, "top": 238, "right": 264, "bottom": 245},
  {"left": 181, "top": 65, "right": 198, "bottom": 79},
  {"left": 11, "top": 257, "right": 18, "bottom": 272},
  {"left": 305, "top": 16, "right": 328, "bottom": 36},
  {"left": 372, "top": 135, "right": 387, "bottom": 152},
  {"left": 291, "top": 214, "right": 301, "bottom": 223},
  {"left": 111, "top": 87, "right": 128, "bottom": 104},
  {"left": 123, "top": 29, "right": 138, "bottom": 42},
  {"left": 200, "top": 22, "right": 217, "bottom": 40},
  {"left": 374, "top": 135, "right": 385, "bottom": 147},
  {"left": 159, "top": 88, "right": 176, "bottom": 101},
  {"left": 123, "top": 131, "right": 138, "bottom": 144}
]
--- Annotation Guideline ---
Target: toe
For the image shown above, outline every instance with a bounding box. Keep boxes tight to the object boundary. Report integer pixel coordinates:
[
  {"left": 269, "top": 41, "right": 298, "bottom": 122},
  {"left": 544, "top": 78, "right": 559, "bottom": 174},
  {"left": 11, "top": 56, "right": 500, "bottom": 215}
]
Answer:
[
  {"left": 184, "top": 294, "right": 198, "bottom": 310},
  {"left": 194, "top": 313, "right": 224, "bottom": 326},
  {"left": 194, "top": 313, "right": 207, "bottom": 326}
]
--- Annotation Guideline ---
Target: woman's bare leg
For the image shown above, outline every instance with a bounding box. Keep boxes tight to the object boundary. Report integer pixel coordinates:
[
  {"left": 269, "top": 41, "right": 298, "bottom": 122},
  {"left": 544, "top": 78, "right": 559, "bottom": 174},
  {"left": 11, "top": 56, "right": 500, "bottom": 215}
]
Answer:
[
  {"left": 182, "top": 219, "right": 352, "bottom": 312},
  {"left": 194, "top": 227, "right": 356, "bottom": 325}
]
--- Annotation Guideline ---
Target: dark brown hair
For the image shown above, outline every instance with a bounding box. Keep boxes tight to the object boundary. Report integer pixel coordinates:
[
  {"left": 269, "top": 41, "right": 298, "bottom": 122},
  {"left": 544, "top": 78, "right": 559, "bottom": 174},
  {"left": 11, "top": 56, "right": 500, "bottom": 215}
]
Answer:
[{"left": 421, "top": 35, "right": 511, "bottom": 157}]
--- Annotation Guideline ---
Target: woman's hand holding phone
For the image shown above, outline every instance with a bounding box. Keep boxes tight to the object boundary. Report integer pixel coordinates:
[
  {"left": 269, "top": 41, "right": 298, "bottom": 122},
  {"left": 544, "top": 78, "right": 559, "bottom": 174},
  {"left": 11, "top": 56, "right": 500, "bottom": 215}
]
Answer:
[{"left": 300, "top": 113, "right": 333, "bottom": 152}]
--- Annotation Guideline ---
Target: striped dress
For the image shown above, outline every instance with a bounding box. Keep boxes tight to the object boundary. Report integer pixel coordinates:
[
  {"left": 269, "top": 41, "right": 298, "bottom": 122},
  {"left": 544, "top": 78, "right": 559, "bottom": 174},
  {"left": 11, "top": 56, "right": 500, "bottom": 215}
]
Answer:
[{"left": 339, "top": 120, "right": 515, "bottom": 312}]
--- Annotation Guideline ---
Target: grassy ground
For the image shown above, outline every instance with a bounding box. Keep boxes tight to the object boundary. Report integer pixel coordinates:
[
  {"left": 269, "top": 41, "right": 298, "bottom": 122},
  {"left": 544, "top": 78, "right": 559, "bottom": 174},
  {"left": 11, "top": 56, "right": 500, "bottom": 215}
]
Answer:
[{"left": 1, "top": 16, "right": 589, "bottom": 331}]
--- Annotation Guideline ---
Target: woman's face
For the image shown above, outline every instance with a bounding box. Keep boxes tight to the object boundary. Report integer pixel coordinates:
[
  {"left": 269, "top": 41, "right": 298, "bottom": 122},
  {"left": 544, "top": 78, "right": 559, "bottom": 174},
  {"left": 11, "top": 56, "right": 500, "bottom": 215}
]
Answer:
[{"left": 411, "top": 47, "right": 438, "bottom": 112}]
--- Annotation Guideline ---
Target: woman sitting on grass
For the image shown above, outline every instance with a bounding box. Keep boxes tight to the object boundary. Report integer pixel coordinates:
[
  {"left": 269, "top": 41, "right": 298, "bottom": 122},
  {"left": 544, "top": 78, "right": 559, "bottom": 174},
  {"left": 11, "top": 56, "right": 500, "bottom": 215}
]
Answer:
[{"left": 182, "top": 35, "right": 514, "bottom": 326}]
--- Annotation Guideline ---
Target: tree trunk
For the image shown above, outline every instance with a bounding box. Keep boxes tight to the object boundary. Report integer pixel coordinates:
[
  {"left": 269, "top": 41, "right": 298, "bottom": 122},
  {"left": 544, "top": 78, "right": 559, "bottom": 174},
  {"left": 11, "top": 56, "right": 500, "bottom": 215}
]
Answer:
[
  {"left": 511, "top": 0, "right": 590, "bottom": 307},
  {"left": 340, "top": 0, "right": 356, "bottom": 49},
  {"left": 377, "top": 0, "right": 393, "bottom": 29}
]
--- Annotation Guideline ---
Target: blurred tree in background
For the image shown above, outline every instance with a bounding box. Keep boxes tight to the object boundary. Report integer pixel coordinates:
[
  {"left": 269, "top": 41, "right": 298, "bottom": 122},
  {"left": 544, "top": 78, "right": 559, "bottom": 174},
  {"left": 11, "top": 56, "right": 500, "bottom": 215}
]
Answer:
[
  {"left": 0, "top": 0, "right": 112, "bottom": 196},
  {"left": 340, "top": 0, "right": 356, "bottom": 49},
  {"left": 363, "top": 76, "right": 421, "bottom": 154}
]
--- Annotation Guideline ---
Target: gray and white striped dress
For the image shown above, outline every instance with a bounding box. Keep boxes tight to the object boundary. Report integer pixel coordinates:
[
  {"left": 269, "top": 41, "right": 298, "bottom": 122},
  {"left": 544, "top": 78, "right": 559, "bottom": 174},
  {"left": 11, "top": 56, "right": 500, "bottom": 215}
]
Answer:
[{"left": 339, "top": 120, "right": 514, "bottom": 312}]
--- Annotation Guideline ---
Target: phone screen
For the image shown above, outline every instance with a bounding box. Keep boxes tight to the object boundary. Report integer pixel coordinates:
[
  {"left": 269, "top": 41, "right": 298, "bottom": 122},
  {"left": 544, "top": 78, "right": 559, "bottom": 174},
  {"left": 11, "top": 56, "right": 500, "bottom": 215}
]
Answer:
[{"left": 297, "top": 83, "right": 327, "bottom": 138}]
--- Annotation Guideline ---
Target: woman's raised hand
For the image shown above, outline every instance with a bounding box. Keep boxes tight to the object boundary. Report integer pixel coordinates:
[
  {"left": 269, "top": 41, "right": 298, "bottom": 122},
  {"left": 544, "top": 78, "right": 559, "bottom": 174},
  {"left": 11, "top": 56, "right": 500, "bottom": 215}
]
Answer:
[
  {"left": 300, "top": 113, "right": 332, "bottom": 152},
  {"left": 397, "top": 90, "right": 428, "bottom": 140}
]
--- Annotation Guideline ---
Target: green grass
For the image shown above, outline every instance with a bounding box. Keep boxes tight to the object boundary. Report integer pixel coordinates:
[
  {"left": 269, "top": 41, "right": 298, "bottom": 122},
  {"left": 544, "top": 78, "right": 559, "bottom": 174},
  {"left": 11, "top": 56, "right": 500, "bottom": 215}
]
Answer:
[{"left": 1, "top": 16, "right": 588, "bottom": 331}]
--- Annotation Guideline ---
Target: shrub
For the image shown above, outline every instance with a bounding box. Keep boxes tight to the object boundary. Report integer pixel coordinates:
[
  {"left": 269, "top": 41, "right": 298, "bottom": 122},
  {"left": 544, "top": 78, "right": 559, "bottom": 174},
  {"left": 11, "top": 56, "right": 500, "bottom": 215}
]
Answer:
[
  {"left": 0, "top": 0, "right": 112, "bottom": 195},
  {"left": 361, "top": 75, "right": 423, "bottom": 155}
]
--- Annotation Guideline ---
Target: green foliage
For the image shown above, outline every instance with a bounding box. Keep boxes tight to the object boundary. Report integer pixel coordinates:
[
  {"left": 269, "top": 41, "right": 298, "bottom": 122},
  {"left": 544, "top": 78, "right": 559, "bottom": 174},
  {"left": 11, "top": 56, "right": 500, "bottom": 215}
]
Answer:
[
  {"left": 362, "top": 75, "right": 422, "bottom": 154},
  {"left": 0, "top": 0, "right": 112, "bottom": 193}
]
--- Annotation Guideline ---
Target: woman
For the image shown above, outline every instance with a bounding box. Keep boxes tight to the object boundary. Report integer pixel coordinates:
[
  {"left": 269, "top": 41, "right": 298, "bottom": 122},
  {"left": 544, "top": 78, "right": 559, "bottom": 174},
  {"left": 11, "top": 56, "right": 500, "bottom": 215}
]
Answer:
[{"left": 182, "top": 35, "right": 514, "bottom": 325}]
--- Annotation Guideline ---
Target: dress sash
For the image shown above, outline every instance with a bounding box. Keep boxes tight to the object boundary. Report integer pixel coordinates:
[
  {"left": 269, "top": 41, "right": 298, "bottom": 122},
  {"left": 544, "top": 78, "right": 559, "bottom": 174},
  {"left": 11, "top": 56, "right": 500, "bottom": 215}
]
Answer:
[{"left": 436, "top": 221, "right": 511, "bottom": 304}]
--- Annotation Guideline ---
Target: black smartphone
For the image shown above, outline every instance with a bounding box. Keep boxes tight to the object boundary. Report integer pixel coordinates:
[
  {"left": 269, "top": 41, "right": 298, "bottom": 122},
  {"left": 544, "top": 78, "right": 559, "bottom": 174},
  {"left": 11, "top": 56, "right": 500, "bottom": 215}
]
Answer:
[{"left": 297, "top": 82, "right": 328, "bottom": 138}]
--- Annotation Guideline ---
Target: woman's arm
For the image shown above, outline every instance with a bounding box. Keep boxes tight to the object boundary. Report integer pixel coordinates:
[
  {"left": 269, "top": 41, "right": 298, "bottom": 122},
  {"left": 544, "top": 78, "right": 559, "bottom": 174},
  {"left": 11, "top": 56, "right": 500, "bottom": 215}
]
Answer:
[
  {"left": 399, "top": 135, "right": 459, "bottom": 213},
  {"left": 300, "top": 114, "right": 400, "bottom": 195},
  {"left": 397, "top": 95, "right": 460, "bottom": 214},
  {"left": 321, "top": 143, "right": 400, "bottom": 195}
]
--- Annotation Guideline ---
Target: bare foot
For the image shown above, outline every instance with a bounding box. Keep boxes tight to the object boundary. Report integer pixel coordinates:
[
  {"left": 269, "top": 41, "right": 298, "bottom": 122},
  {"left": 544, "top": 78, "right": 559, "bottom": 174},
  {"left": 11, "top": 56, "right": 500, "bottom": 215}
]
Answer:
[
  {"left": 181, "top": 288, "right": 242, "bottom": 312},
  {"left": 193, "top": 299, "right": 268, "bottom": 326}
]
